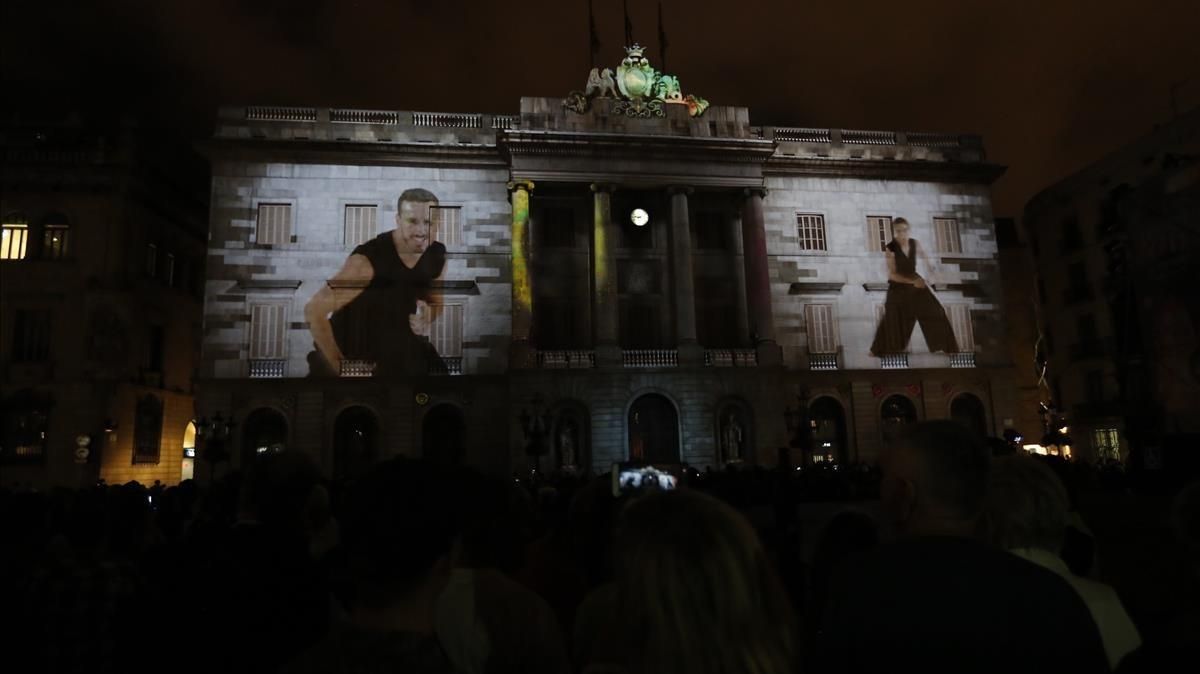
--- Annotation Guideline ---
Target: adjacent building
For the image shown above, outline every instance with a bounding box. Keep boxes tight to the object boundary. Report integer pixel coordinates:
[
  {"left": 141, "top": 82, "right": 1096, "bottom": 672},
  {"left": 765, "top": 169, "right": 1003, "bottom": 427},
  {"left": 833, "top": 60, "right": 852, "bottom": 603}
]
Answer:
[
  {"left": 198, "top": 50, "right": 1016, "bottom": 478},
  {"left": 1, "top": 117, "right": 207, "bottom": 487},
  {"left": 1023, "top": 107, "right": 1200, "bottom": 462}
]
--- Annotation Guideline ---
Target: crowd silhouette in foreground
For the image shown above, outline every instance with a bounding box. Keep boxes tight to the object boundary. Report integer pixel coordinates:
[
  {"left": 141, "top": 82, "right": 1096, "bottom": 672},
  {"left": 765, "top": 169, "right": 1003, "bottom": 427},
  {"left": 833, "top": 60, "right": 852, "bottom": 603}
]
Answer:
[{"left": 2, "top": 421, "right": 1198, "bottom": 673}]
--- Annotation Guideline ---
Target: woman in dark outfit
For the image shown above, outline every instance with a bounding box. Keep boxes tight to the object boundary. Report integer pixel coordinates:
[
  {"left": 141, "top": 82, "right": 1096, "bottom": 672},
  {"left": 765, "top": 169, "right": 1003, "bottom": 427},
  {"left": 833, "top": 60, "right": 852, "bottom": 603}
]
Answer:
[
  {"left": 870, "top": 217, "right": 958, "bottom": 356},
  {"left": 306, "top": 189, "right": 448, "bottom": 377}
]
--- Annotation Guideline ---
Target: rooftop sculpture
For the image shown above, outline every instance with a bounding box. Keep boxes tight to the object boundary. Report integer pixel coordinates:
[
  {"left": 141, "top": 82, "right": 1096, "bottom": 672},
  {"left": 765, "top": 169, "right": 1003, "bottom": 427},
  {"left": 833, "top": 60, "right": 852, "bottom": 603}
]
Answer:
[{"left": 564, "top": 44, "right": 709, "bottom": 119}]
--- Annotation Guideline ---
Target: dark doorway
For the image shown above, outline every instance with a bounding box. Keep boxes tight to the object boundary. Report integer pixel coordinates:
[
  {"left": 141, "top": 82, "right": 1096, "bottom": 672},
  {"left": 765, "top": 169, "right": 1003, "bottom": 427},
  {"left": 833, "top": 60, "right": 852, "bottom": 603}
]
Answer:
[
  {"left": 951, "top": 393, "right": 989, "bottom": 438},
  {"left": 810, "top": 397, "right": 849, "bottom": 464},
  {"left": 333, "top": 406, "right": 379, "bottom": 480},
  {"left": 241, "top": 408, "right": 288, "bottom": 467},
  {"left": 880, "top": 395, "right": 918, "bottom": 446},
  {"left": 628, "top": 394, "right": 679, "bottom": 464},
  {"left": 422, "top": 404, "right": 465, "bottom": 467}
]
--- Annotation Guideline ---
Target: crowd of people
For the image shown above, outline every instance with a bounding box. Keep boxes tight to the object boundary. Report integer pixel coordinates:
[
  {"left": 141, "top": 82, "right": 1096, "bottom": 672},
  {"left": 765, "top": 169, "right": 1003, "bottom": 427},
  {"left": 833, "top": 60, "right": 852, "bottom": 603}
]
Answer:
[{"left": 2, "top": 421, "right": 1197, "bottom": 673}]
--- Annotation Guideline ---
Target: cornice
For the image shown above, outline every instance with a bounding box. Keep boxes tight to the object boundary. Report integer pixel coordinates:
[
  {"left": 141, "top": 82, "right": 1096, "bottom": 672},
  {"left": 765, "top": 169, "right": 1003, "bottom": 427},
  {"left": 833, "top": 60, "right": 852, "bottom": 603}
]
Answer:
[
  {"left": 500, "top": 130, "right": 776, "bottom": 164},
  {"left": 767, "top": 156, "right": 1007, "bottom": 184},
  {"left": 197, "top": 138, "right": 507, "bottom": 168}
]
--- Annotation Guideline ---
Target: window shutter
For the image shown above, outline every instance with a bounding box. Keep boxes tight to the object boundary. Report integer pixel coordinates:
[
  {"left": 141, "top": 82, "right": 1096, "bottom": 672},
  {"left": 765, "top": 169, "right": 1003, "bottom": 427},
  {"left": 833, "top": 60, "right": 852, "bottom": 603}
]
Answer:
[
  {"left": 431, "top": 304, "right": 464, "bottom": 357},
  {"left": 805, "top": 304, "right": 838, "bottom": 353},
  {"left": 432, "top": 206, "right": 462, "bottom": 246},
  {"left": 947, "top": 304, "right": 975, "bottom": 351},
  {"left": 344, "top": 205, "right": 378, "bottom": 247},
  {"left": 250, "top": 304, "right": 287, "bottom": 359},
  {"left": 257, "top": 204, "right": 293, "bottom": 246},
  {"left": 867, "top": 216, "right": 892, "bottom": 252},
  {"left": 935, "top": 217, "right": 961, "bottom": 254}
]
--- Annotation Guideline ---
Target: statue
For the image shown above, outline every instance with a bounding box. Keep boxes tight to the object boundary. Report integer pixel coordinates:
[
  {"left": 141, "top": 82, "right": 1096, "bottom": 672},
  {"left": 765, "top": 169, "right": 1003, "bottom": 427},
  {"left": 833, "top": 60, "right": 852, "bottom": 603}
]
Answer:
[
  {"left": 653, "top": 74, "right": 682, "bottom": 102},
  {"left": 722, "top": 412, "right": 744, "bottom": 463},
  {"left": 598, "top": 68, "right": 618, "bottom": 98},
  {"left": 584, "top": 68, "right": 603, "bottom": 97},
  {"left": 558, "top": 419, "right": 578, "bottom": 468},
  {"left": 563, "top": 44, "right": 709, "bottom": 119}
]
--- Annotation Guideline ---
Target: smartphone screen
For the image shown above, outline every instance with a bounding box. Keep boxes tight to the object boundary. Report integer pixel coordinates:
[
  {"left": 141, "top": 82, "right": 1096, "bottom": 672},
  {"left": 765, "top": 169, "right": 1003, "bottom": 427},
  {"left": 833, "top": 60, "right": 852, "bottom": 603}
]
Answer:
[{"left": 612, "top": 463, "right": 677, "bottom": 497}]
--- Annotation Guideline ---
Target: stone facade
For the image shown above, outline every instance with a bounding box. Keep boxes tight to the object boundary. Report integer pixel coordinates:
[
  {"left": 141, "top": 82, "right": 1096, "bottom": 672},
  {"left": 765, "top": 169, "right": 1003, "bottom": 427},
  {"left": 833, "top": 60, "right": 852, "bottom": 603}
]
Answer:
[
  {"left": 198, "top": 99, "right": 1013, "bottom": 477},
  {"left": 1, "top": 120, "right": 207, "bottom": 487}
]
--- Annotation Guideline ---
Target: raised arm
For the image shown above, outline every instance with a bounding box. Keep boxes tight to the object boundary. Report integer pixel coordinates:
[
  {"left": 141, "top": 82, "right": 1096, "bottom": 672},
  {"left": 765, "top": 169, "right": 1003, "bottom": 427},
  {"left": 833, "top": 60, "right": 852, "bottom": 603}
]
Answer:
[{"left": 304, "top": 253, "right": 373, "bottom": 370}]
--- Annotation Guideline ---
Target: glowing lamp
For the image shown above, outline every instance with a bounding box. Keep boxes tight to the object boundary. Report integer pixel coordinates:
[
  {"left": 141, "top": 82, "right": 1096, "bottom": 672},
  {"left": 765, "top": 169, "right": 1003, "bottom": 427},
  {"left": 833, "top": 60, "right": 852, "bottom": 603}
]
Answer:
[{"left": 630, "top": 208, "right": 649, "bottom": 227}]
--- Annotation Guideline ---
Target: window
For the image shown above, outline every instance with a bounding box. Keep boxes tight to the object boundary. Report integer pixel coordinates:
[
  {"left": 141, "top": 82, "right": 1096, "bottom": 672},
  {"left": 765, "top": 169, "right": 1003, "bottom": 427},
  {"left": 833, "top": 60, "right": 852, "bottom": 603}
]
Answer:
[
  {"left": 693, "top": 211, "right": 728, "bottom": 250},
  {"left": 431, "top": 206, "right": 462, "bottom": 247},
  {"left": 164, "top": 253, "right": 175, "bottom": 286},
  {"left": 1093, "top": 428, "right": 1120, "bottom": 461},
  {"left": 2, "top": 219, "right": 29, "bottom": 260},
  {"left": 947, "top": 305, "right": 975, "bottom": 351},
  {"left": 42, "top": 219, "right": 69, "bottom": 260},
  {"left": 804, "top": 304, "right": 838, "bottom": 353},
  {"left": 796, "top": 214, "right": 828, "bottom": 252},
  {"left": 538, "top": 207, "right": 575, "bottom": 248},
  {"left": 145, "top": 243, "right": 158, "bottom": 277},
  {"left": 256, "top": 203, "right": 293, "bottom": 246},
  {"left": 867, "top": 216, "right": 892, "bottom": 252},
  {"left": 133, "top": 394, "right": 163, "bottom": 464},
  {"left": 249, "top": 304, "right": 288, "bottom": 359},
  {"left": 344, "top": 205, "right": 377, "bottom": 248},
  {"left": 430, "top": 303, "right": 464, "bottom": 357},
  {"left": 934, "top": 217, "right": 961, "bottom": 254},
  {"left": 12, "top": 310, "right": 52, "bottom": 362},
  {"left": 1, "top": 403, "right": 49, "bottom": 463}
]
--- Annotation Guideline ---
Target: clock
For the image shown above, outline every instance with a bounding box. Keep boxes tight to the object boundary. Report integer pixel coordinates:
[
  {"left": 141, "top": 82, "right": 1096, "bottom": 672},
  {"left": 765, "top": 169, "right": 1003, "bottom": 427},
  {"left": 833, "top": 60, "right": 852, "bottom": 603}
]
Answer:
[{"left": 630, "top": 208, "right": 649, "bottom": 227}]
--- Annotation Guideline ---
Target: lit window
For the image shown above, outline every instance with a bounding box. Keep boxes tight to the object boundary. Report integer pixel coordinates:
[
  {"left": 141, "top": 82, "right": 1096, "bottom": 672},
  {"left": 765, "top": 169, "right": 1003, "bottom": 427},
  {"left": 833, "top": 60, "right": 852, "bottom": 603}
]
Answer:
[
  {"left": 1093, "top": 428, "right": 1120, "bottom": 461},
  {"left": 934, "top": 217, "right": 961, "bottom": 254},
  {"left": 867, "top": 216, "right": 892, "bottom": 252},
  {"left": 431, "top": 206, "right": 462, "bottom": 247},
  {"left": 1, "top": 219, "right": 29, "bottom": 260},
  {"left": 256, "top": 203, "right": 293, "bottom": 246},
  {"left": 344, "top": 205, "right": 377, "bottom": 248},
  {"left": 42, "top": 217, "right": 70, "bottom": 259},
  {"left": 804, "top": 304, "right": 838, "bottom": 353},
  {"left": 796, "top": 214, "right": 828, "bottom": 252}
]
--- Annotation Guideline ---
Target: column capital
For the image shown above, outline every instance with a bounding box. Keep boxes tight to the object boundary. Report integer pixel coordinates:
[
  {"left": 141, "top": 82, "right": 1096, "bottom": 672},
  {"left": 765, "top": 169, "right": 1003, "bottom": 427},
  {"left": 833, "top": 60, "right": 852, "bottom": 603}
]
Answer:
[
  {"left": 507, "top": 179, "right": 536, "bottom": 193},
  {"left": 743, "top": 186, "right": 769, "bottom": 199},
  {"left": 667, "top": 186, "right": 695, "bottom": 196},
  {"left": 590, "top": 182, "right": 617, "bottom": 194}
]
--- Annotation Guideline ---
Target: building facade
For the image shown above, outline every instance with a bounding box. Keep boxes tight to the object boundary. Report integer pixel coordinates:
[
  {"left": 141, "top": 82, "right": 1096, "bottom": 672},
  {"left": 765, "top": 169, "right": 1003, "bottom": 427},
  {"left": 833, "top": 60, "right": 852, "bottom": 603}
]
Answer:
[
  {"left": 1, "top": 119, "right": 207, "bottom": 487},
  {"left": 1023, "top": 108, "right": 1200, "bottom": 463},
  {"left": 199, "top": 57, "right": 1014, "bottom": 477}
]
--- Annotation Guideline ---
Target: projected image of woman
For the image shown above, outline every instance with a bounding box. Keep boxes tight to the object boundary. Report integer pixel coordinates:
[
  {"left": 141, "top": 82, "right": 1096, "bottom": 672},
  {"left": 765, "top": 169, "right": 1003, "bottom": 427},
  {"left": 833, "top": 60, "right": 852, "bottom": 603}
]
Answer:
[{"left": 870, "top": 217, "right": 958, "bottom": 356}]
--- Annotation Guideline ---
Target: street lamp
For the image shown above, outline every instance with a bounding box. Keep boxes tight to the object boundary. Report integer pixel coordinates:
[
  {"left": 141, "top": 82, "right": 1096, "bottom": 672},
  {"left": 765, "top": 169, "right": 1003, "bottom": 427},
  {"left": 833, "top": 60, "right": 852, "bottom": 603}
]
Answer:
[{"left": 196, "top": 412, "right": 237, "bottom": 482}]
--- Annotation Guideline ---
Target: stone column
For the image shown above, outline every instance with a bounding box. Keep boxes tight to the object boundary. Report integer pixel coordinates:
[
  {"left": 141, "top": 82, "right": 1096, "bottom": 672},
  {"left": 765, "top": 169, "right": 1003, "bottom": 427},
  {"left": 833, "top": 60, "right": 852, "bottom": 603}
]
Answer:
[
  {"left": 669, "top": 187, "right": 703, "bottom": 365},
  {"left": 729, "top": 210, "right": 752, "bottom": 347},
  {"left": 741, "top": 187, "right": 782, "bottom": 366},
  {"left": 508, "top": 180, "right": 535, "bottom": 368},
  {"left": 591, "top": 183, "right": 621, "bottom": 368}
]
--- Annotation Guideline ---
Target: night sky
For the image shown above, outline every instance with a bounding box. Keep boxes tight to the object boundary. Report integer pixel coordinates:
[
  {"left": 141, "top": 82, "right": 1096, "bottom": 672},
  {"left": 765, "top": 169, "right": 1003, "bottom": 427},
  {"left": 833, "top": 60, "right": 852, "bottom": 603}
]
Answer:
[{"left": 3, "top": 0, "right": 1198, "bottom": 215}]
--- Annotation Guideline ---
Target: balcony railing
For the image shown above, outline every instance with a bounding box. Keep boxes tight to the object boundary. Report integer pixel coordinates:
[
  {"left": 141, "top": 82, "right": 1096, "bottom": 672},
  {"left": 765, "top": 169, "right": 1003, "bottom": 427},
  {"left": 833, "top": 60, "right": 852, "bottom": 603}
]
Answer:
[
  {"left": 879, "top": 353, "right": 909, "bottom": 369},
  {"left": 431, "top": 356, "right": 463, "bottom": 375},
  {"left": 330, "top": 108, "right": 399, "bottom": 125},
  {"left": 623, "top": 349, "right": 679, "bottom": 368},
  {"left": 412, "top": 111, "right": 482, "bottom": 128},
  {"left": 949, "top": 353, "right": 976, "bottom": 368},
  {"left": 339, "top": 360, "right": 376, "bottom": 378},
  {"left": 704, "top": 349, "right": 758, "bottom": 367},
  {"left": 249, "top": 359, "right": 287, "bottom": 378},
  {"left": 808, "top": 352, "right": 839, "bottom": 370},
  {"left": 492, "top": 115, "right": 517, "bottom": 130},
  {"left": 246, "top": 106, "right": 318, "bottom": 122},
  {"left": 537, "top": 350, "right": 596, "bottom": 369},
  {"left": 773, "top": 127, "right": 832, "bottom": 143},
  {"left": 842, "top": 129, "right": 897, "bottom": 145}
]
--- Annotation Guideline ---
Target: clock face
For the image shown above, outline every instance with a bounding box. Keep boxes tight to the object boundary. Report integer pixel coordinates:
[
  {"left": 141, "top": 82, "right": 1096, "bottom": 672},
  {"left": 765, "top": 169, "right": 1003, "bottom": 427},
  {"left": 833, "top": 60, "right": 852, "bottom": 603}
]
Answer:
[{"left": 631, "top": 208, "right": 649, "bottom": 227}]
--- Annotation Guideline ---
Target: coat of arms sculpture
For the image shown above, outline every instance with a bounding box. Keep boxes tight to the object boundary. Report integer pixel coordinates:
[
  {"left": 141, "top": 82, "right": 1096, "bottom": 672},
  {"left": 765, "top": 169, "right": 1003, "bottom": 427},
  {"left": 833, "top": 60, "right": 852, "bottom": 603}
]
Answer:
[{"left": 564, "top": 45, "right": 709, "bottom": 119}]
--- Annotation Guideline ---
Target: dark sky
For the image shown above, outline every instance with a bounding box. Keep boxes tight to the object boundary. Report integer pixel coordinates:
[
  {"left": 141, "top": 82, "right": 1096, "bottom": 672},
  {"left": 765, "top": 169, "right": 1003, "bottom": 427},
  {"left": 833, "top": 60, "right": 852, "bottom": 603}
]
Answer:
[{"left": 4, "top": 0, "right": 1198, "bottom": 215}]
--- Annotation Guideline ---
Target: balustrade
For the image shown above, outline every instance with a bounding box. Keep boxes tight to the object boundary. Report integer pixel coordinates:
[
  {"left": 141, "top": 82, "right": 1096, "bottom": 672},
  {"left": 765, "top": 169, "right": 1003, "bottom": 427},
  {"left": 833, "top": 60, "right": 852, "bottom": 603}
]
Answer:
[
  {"left": 622, "top": 349, "right": 679, "bottom": 368},
  {"left": 248, "top": 359, "right": 286, "bottom": 378}
]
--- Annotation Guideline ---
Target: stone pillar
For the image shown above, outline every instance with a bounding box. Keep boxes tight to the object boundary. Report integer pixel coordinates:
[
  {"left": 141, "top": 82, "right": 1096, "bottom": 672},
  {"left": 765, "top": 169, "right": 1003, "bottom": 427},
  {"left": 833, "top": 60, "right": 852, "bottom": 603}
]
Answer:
[
  {"left": 669, "top": 187, "right": 703, "bottom": 365},
  {"left": 591, "top": 183, "right": 621, "bottom": 368},
  {"left": 741, "top": 187, "right": 781, "bottom": 365},
  {"left": 508, "top": 180, "right": 535, "bottom": 368},
  {"left": 730, "top": 210, "right": 752, "bottom": 347}
]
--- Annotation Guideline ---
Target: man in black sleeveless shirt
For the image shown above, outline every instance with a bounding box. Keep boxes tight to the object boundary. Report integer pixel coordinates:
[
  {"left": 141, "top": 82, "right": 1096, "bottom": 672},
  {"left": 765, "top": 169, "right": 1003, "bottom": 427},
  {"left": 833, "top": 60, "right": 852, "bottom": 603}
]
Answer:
[{"left": 304, "top": 188, "right": 447, "bottom": 377}]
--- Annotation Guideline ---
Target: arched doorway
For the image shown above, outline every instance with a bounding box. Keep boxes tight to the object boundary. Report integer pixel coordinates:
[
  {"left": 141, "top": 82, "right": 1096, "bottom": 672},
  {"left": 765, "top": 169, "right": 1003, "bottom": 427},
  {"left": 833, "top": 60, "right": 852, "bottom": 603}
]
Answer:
[
  {"left": 241, "top": 408, "right": 288, "bottom": 467},
  {"left": 628, "top": 394, "right": 680, "bottom": 464},
  {"left": 422, "top": 404, "right": 465, "bottom": 467},
  {"left": 333, "top": 406, "right": 379, "bottom": 480},
  {"left": 552, "top": 402, "right": 590, "bottom": 473},
  {"left": 181, "top": 421, "right": 196, "bottom": 481},
  {"left": 715, "top": 399, "right": 753, "bottom": 465},
  {"left": 810, "top": 397, "right": 849, "bottom": 464},
  {"left": 950, "top": 393, "right": 988, "bottom": 438},
  {"left": 880, "top": 394, "right": 918, "bottom": 446}
]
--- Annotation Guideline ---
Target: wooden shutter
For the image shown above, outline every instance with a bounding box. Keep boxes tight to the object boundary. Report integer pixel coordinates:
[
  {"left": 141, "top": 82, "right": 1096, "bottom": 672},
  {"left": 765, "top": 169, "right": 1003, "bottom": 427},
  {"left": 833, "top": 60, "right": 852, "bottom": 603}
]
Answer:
[
  {"left": 344, "top": 205, "right": 378, "bottom": 247},
  {"left": 432, "top": 206, "right": 462, "bottom": 246},
  {"left": 947, "top": 304, "right": 975, "bottom": 351},
  {"left": 431, "top": 304, "right": 464, "bottom": 356},
  {"left": 257, "top": 204, "right": 292, "bottom": 245},
  {"left": 867, "top": 216, "right": 892, "bottom": 252},
  {"left": 935, "top": 217, "right": 961, "bottom": 254},
  {"left": 249, "top": 304, "right": 287, "bottom": 359},
  {"left": 805, "top": 304, "right": 838, "bottom": 353}
]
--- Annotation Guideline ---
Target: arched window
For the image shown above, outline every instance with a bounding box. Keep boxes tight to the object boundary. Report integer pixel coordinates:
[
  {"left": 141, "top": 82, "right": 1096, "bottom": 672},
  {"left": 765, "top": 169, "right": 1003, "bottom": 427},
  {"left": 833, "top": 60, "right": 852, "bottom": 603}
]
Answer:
[
  {"left": 241, "top": 408, "right": 288, "bottom": 467},
  {"left": 950, "top": 393, "right": 988, "bottom": 438},
  {"left": 628, "top": 394, "right": 680, "bottom": 464},
  {"left": 182, "top": 421, "right": 197, "bottom": 481},
  {"left": 333, "top": 406, "right": 379, "bottom": 480},
  {"left": 41, "top": 212, "right": 70, "bottom": 260},
  {"left": 810, "top": 397, "right": 849, "bottom": 464},
  {"left": 1, "top": 212, "right": 29, "bottom": 260},
  {"left": 422, "top": 404, "right": 465, "bottom": 468}
]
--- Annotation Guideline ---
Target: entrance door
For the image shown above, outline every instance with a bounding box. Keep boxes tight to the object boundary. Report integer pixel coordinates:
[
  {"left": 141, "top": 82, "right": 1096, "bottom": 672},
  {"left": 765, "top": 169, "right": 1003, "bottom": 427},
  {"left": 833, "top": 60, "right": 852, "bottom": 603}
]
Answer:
[{"left": 628, "top": 394, "right": 679, "bottom": 464}]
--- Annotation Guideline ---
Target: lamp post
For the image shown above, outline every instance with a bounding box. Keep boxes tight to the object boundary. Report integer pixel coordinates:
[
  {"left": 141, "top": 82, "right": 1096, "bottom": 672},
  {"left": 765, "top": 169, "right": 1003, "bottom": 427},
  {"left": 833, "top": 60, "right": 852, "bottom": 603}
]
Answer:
[
  {"left": 196, "top": 412, "right": 237, "bottom": 483},
  {"left": 519, "top": 394, "right": 552, "bottom": 474}
]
